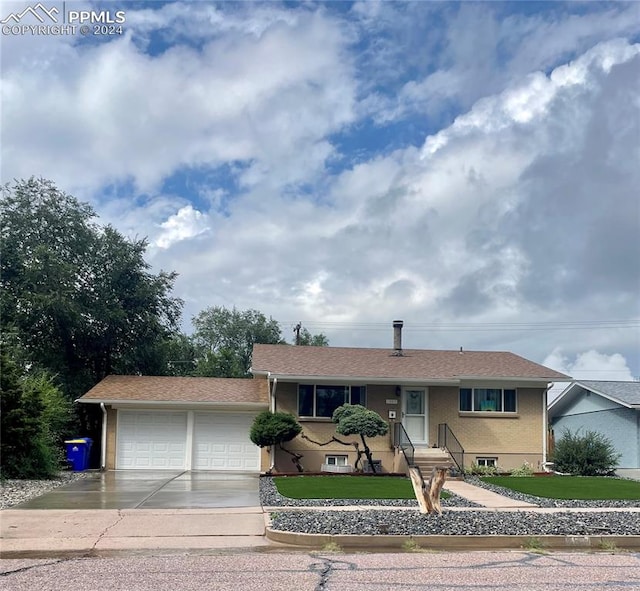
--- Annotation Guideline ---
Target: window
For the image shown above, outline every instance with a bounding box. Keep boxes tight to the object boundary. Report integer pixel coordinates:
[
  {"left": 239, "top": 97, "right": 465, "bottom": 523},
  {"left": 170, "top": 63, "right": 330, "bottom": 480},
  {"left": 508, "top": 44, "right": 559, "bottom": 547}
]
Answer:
[
  {"left": 298, "top": 385, "right": 367, "bottom": 418},
  {"left": 325, "top": 455, "right": 348, "bottom": 466},
  {"left": 459, "top": 388, "right": 517, "bottom": 413},
  {"left": 476, "top": 457, "right": 497, "bottom": 467}
]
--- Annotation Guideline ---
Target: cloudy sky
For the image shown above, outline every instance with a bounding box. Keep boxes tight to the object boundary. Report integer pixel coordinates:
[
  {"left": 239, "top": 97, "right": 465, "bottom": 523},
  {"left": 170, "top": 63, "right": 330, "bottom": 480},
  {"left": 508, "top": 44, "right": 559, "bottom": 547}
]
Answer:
[{"left": 2, "top": 0, "right": 639, "bottom": 389}]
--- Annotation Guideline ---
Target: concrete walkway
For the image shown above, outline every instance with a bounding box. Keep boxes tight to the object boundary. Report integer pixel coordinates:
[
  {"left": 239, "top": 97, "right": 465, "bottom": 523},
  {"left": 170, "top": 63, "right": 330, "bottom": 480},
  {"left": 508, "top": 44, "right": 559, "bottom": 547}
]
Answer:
[{"left": 443, "top": 480, "right": 537, "bottom": 508}]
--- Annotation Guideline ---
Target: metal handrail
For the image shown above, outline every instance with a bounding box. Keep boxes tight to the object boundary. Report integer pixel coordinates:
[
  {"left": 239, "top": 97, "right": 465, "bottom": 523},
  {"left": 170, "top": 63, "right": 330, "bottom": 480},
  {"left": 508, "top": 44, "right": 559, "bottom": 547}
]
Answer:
[
  {"left": 437, "top": 423, "right": 464, "bottom": 475},
  {"left": 393, "top": 422, "right": 415, "bottom": 467}
]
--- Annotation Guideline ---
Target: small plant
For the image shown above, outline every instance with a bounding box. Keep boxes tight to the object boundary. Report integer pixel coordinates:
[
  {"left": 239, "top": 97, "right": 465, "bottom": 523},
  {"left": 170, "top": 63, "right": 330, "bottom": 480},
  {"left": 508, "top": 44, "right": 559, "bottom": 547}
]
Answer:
[
  {"left": 321, "top": 541, "right": 343, "bottom": 553},
  {"left": 552, "top": 428, "right": 620, "bottom": 476},
  {"left": 510, "top": 461, "right": 534, "bottom": 477},
  {"left": 466, "top": 462, "right": 499, "bottom": 476},
  {"left": 598, "top": 539, "right": 620, "bottom": 553},
  {"left": 523, "top": 537, "right": 547, "bottom": 554}
]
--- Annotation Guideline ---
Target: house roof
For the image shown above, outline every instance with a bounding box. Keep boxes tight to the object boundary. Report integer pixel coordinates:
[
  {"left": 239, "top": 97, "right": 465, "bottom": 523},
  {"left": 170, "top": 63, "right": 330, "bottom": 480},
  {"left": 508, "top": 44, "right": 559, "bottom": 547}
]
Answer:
[
  {"left": 251, "top": 344, "right": 570, "bottom": 383},
  {"left": 549, "top": 380, "right": 640, "bottom": 413},
  {"left": 77, "top": 375, "right": 268, "bottom": 405}
]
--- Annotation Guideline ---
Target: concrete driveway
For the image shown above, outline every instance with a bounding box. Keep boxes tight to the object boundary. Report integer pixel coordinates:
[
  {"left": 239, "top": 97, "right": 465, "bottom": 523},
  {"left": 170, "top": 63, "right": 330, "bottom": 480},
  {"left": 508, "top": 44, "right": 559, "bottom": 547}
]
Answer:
[{"left": 14, "top": 471, "right": 261, "bottom": 510}]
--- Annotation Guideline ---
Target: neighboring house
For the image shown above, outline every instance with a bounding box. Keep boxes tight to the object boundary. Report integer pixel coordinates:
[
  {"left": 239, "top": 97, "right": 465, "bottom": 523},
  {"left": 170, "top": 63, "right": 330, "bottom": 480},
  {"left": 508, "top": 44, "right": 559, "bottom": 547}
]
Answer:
[
  {"left": 77, "top": 321, "right": 570, "bottom": 474},
  {"left": 548, "top": 381, "right": 640, "bottom": 470},
  {"left": 77, "top": 376, "right": 269, "bottom": 472},
  {"left": 251, "top": 322, "right": 569, "bottom": 473}
]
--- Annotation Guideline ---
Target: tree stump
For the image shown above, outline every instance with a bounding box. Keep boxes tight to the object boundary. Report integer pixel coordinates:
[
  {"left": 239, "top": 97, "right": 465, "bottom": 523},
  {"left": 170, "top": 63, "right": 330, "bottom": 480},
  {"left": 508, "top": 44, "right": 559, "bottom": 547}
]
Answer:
[{"left": 408, "top": 465, "right": 449, "bottom": 514}]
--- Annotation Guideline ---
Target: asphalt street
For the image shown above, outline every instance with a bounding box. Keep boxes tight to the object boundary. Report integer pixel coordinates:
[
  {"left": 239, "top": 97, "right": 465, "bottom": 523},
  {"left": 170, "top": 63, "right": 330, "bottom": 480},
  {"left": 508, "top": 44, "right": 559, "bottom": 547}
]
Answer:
[{"left": 1, "top": 551, "right": 639, "bottom": 591}]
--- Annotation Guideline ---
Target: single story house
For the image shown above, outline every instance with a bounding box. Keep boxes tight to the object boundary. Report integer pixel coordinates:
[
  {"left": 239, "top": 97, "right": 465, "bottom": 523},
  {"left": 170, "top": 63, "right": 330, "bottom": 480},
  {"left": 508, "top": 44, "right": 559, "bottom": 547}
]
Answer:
[
  {"left": 77, "top": 321, "right": 570, "bottom": 474},
  {"left": 548, "top": 380, "right": 640, "bottom": 471}
]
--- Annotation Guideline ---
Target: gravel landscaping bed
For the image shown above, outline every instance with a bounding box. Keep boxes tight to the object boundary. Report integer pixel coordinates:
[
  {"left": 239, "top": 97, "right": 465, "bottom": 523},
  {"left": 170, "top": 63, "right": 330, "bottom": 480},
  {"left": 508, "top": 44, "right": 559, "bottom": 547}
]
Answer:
[
  {"left": 0, "top": 472, "right": 99, "bottom": 509},
  {"left": 270, "top": 509, "right": 640, "bottom": 536},
  {"left": 263, "top": 476, "right": 640, "bottom": 537}
]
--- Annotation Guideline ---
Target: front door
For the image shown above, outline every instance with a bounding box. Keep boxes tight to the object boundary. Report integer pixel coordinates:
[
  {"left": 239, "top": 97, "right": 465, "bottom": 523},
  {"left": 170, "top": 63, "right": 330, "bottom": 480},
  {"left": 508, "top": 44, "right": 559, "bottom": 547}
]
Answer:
[{"left": 403, "top": 388, "right": 428, "bottom": 445}]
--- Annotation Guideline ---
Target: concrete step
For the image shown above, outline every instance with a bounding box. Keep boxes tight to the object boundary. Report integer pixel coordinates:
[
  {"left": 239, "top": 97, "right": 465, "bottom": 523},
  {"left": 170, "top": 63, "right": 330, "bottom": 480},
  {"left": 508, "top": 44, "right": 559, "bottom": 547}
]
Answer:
[{"left": 413, "top": 448, "right": 456, "bottom": 478}]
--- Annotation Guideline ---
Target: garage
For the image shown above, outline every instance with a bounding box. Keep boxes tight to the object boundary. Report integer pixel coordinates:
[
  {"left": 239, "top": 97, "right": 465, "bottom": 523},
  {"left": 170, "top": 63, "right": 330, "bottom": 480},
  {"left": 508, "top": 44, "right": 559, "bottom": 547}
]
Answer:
[
  {"left": 115, "top": 409, "right": 260, "bottom": 471},
  {"left": 193, "top": 412, "right": 261, "bottom": 471},
  {"left": 116, "top": 411, "right": 188, "bottom": 469},
  {"left": 78, "top": 375, "right": 268, "bottom": 471}
]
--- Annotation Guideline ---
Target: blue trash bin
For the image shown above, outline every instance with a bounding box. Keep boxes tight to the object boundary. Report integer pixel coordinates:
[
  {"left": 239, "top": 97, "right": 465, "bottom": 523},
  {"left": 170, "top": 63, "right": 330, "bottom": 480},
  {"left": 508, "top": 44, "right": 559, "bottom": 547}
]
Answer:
[{"left": 64, "top": 438, "right": 92, "bottom": 471}]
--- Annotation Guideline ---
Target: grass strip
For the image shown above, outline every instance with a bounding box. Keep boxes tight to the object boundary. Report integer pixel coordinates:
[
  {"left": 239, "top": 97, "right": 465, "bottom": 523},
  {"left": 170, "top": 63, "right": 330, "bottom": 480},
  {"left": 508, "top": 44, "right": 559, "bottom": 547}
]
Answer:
[{"left": 482, "top": 476, "right": 640, "bottom": 500}]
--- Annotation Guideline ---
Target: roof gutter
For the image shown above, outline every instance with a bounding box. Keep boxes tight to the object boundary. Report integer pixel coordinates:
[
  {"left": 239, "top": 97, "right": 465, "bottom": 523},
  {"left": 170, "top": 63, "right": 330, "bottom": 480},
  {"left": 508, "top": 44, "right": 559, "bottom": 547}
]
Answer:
[
  {"left": 76, "top": 399, "right": 268, "bottom": 410},
  {"left": 256, "top": 375, "right": 459, "bottom": 385}
]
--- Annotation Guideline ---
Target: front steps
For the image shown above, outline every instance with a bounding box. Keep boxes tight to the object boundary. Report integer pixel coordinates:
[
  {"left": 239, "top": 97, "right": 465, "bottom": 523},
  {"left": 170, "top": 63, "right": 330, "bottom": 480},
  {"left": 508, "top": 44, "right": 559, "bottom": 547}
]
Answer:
[{"left": 413, "top": 448, "right": 458, "bottom": 479}]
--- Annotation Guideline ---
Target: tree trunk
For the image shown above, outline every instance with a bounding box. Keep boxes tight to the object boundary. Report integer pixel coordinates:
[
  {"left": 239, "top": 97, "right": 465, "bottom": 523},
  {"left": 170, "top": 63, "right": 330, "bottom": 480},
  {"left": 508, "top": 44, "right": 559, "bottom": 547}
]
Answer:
[
  {"left": 279, "top": 443, "right": 304, "bottom": 472},
  {"left": 360, "top": 434, "right": 376, "bottom": 473},
  {"left": 408, "top": 465, "right": 448, "bottom": 514}
]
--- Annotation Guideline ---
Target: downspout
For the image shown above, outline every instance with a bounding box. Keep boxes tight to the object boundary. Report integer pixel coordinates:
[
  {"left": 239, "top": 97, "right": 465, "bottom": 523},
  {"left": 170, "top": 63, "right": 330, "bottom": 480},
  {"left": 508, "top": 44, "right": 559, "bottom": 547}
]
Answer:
[
  {"left": 100, "top": 403, "right": 107, "bottom": 471},
  {"left": 269, "top": 374, "right": 278, "bottom": 472},
  {"left": 542, "top": 384, "right": 549, "bottom": 472}
]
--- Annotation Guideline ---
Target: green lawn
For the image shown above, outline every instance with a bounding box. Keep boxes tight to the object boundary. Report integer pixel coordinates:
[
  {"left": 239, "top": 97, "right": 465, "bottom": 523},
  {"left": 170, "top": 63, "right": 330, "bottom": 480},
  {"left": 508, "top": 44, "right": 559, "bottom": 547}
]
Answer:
[
  {"left": 273, "top": 475, "right": 450, "bottom": 500},
  {"left": 482, "top": 476, "right": 640, "bottom": 500}
]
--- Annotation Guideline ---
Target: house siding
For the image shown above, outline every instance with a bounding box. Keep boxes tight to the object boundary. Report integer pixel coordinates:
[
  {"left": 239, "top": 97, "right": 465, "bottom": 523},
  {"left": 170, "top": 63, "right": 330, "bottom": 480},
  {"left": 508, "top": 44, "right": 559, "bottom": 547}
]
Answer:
[
  {"left": 272, "top": 381, "right": 546, "bottom": 473},
  {"left": 551, "top": 398, "right": 639, "bottom": 469},
  {"left": 274, "top": 382, "right": 395, "bottom": 473},
  {"left": 429, "top": 386, "right": 546, "bottom": 471}
]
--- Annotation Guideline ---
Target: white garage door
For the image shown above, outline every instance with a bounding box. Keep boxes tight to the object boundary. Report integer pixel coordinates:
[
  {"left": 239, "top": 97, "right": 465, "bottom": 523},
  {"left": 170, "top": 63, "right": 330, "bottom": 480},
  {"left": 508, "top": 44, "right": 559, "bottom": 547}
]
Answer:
[
  {"left": 117, "top": 411, "right": 187, "bottom": 469},
  {"left": 193, "top": 412, "right": 260, "bottom": 471}
]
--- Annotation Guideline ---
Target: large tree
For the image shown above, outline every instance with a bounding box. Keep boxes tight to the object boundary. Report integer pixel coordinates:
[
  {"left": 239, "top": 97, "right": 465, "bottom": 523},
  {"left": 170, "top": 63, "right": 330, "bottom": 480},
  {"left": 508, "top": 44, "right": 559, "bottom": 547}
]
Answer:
[
  {"left": 192, "top": 306, "right": 284, "bottom": 377},
  {"left": 1, "top": 178, "right": 183, "bottom": 399}
]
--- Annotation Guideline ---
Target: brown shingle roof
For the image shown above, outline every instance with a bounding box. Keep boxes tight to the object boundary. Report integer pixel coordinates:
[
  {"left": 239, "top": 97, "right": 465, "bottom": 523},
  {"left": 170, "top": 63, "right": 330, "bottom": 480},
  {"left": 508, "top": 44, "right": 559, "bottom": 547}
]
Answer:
[
  {"left": 251, "top": 344, "right": 570, "bottom": 381},
  {"left": 77, "top": 375, "right": 267, "bottom": 404}
]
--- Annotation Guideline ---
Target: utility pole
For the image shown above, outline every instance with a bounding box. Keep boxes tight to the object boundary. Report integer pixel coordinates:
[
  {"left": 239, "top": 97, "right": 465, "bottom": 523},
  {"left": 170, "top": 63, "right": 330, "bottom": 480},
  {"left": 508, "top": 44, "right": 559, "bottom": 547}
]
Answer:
[{"left": 294, "top": 322, "right": 302, "bottom": 345}]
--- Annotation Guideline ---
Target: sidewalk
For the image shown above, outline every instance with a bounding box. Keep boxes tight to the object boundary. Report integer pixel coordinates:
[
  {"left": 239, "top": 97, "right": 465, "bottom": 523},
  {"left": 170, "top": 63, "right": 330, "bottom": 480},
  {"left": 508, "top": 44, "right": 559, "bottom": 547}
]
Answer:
[{"left": 0, "top": 507, "right": 269, "bottom": 557}]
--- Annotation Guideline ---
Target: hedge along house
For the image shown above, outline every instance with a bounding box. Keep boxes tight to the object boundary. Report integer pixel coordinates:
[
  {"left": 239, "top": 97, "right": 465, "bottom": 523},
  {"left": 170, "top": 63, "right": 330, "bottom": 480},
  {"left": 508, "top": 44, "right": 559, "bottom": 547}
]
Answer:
[
  {"left": 548, "top": 381, "right": 640, "bottom": 475},
  {"left": 251, "top": 321, "right": 571, "bottom": 474},
  {"left": 76, "top": 376, "right": 269, "bottom": 472}
]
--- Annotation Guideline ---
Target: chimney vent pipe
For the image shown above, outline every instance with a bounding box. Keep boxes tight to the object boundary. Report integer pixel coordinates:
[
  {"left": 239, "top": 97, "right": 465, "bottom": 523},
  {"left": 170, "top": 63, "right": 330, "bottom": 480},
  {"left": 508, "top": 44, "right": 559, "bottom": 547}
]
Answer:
[{"left": 393, "top": 320, "right": 403, "bottom": 355}]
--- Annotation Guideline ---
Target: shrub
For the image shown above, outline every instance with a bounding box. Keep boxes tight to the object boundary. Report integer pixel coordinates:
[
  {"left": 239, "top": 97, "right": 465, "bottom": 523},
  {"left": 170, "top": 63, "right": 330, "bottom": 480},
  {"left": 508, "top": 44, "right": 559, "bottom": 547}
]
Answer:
[
  {"left": 552, "top": 428, "right": 620, "bottom": 476},
  {"left": 465, "top": 462, "right": 499, "bottom": 476},
  {"left": 249, "top": 411, "right": 303, "bottom": 472},
  {"left": 249, "top": 411, "right": 301, "bottom": 448},
  {"left": 510, "top": 461, "right": 534, "bottom": 477},
  {"left": 0, "top": 353, "right": 62, "bottom": 479},
  {"left": 332, "top": 404, "right": 388, "bottom": 473}
]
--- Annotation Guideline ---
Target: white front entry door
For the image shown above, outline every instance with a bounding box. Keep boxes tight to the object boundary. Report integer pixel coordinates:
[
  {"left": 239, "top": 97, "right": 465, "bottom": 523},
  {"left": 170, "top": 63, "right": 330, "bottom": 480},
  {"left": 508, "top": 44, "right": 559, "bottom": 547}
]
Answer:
[{"left": 403, "top": 388, "right": 428, "bottom": 445}]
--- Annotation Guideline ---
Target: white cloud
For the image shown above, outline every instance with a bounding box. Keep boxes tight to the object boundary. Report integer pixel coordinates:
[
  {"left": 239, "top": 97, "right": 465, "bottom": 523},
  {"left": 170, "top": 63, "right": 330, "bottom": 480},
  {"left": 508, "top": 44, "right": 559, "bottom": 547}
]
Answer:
[
  {"left": 1, "top": 6, "right": 356, "bottom": 195},
  {"left": 544, "top": 348, "right": 635, "bottom": 401},
  {"left": 154, "top": 205, "right": 209, "bottom": 249}
]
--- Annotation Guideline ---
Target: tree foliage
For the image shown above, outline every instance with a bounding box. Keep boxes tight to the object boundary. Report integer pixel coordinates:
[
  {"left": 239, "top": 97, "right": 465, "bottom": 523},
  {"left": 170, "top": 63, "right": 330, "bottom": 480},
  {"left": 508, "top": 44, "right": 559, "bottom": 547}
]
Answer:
[
  {"left": 192, "top": 306, "right": 284, "bottom": 377},
  {"left": 249, "top": 411, "right": 302, "bottom": 448},
  {"left": 333, "top": 404, "right": 389, "bottom": 473},
  {"left": 1, "top": 178, "right": 183, "bottom": 399},
  {"left": 297, "top": 327, "right": 329, "bottom": 347},
  {"left": 552, "top": 428, "right": 621, "bottom": 476},
  {"left": 0, "top": 352, "right": 74, "bottom": 478}
]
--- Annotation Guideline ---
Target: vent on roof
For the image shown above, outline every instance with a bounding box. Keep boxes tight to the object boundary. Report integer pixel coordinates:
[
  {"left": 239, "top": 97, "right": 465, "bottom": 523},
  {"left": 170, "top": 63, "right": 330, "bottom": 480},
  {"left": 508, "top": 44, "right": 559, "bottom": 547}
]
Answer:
[{"left": 392, "top": 320, "right": 403, "bottom": 356}]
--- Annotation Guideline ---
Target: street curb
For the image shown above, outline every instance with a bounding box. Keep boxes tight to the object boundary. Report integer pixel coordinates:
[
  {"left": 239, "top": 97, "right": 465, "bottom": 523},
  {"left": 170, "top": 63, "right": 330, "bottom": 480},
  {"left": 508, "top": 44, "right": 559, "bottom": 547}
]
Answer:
[{"left": 265, "top": 528, "right": 640, "bottom": 551}]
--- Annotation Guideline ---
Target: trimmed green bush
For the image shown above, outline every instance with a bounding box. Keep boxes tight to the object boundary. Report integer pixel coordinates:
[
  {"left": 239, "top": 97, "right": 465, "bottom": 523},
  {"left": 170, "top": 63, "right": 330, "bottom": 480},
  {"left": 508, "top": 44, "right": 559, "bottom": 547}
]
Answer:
[
  {"left": 249, "top": 411, "right": 302, "bottom": 447},
  {"left": 552, "top": 428, "right": 620, "bottom": 476}
]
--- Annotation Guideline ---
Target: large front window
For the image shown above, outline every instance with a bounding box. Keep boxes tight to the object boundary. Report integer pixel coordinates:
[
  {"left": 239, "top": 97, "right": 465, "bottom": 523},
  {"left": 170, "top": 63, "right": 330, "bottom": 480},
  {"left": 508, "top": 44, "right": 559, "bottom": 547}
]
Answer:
[
  {"left": 298, "top": 385, "right": 366, "bottom": 418},
  {"left": 459, "top": 388, "right": 517, "bottom": 413}
]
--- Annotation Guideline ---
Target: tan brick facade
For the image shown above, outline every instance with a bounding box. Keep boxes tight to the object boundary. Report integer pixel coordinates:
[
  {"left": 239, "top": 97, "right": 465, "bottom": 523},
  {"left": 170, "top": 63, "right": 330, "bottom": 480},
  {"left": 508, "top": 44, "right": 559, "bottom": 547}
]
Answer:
[{"left": 270, "top": 381, "right": 546, "bottom": 473}]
